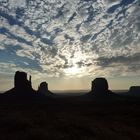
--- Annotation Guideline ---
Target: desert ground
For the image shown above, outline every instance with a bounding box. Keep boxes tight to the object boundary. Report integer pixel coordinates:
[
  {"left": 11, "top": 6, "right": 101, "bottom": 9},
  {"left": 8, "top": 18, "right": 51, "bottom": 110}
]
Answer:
[{"left": 0, "top": 92, "right": 140, "bottom": 140}]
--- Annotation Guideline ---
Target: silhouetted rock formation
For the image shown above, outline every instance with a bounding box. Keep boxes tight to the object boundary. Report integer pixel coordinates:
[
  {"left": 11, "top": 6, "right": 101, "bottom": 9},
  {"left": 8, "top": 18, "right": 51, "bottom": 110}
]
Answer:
[
  {"left": 37, "top": 82, "right": 53, "bottom": 96},
  {"left": 4, "top": 71, "right": 36, "bottom": 97},
  {"left": 128, "top": 86, "right": 140, "bottom": 96},
  {"left": 91, "top": 77, "right": 112, "bottom": 96},
  {"left": 38, "top": 82, "right": 48, "bottom": 95},
  {"left": 14, "top": 71, "right": 32, "bottom": 91}
]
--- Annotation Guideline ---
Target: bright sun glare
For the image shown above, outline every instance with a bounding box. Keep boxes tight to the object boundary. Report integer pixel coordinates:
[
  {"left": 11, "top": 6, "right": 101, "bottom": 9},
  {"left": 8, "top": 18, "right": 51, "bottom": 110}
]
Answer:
[
  {"left": 63, "top": 48, "right": 87, "bottom": 76},
  {"left": 64, "top": 66, "right": 81, "bottom": 75}
]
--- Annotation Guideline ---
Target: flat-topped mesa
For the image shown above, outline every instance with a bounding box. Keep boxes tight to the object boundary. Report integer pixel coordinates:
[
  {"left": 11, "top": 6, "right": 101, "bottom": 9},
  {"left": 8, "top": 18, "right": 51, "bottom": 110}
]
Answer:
[
  {"left": 14, "top": 71, "right": 32, "bottom": 91},
  {"left": 129, "top": 86, "right": 140, "bottom": 96},
  {"left": 4, "top": 71, "right": 36, "bottom": 97},
  {"left": 91, "top": 77, "right": 110, "bottom": 96},
  {"left": 38, "top": 82, "right": 48, "bottom": 95},
  {"left": 14, "top": 71, "right": 37, "bottom": 96}
]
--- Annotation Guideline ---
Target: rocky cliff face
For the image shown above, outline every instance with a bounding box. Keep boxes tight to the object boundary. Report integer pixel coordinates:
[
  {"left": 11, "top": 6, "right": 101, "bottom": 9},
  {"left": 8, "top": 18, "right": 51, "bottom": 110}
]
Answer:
[
  {"left": 4, "top": 71, "right": 36, "bottom": 97},
  {"left": 91, "top": 77, "right": 109, "bottom": 96},
  {"left": 129, "top": 86, "right": 140, "bottom": 96},
  {"left": 38, "top": 82, "right": 48, "bottom": 95},
  {"left": 14, "top": 71, "right": 32, "bottom": 91}
]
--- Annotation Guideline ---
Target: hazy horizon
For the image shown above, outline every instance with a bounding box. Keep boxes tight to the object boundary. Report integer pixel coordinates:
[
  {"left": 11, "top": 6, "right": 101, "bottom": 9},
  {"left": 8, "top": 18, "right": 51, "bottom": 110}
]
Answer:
[{"left": 0, "top": 89, "right": 129, "bottom": 95}]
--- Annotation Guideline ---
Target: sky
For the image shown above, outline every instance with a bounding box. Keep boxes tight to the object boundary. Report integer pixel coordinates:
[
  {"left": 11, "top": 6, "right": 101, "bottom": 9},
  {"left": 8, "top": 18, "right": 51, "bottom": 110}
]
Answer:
[{"left": 0, "top": 0, "right": 140, "bottom": 91}]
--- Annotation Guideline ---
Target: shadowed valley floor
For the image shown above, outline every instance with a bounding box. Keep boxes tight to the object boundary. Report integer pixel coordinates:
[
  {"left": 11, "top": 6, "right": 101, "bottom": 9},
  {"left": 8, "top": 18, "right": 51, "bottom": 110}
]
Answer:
[{"left": 0, "top": 93, "right": 140, "bottom": 140}]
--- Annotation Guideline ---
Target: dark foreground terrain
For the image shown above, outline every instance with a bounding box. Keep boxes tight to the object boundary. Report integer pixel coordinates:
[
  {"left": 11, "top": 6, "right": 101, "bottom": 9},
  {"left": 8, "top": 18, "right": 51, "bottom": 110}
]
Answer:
[{"left": 0, "top": 93, "right": 140, "bottom": 140}]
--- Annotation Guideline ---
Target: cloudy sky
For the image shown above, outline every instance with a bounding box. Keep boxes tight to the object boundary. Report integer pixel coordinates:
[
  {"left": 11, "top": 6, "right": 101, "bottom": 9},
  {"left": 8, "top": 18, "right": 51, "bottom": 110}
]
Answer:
[{"left": 0, "top": 0, "right": 140, "bottom": 91}]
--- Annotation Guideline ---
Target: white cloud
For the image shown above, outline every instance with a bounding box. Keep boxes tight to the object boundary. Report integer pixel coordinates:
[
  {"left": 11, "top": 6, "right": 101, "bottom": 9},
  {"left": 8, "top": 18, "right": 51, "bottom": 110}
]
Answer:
[
  {"left": 9, "top": 0, "right": 26, "bottom": 8},
  {"left": 0, "top": 0, "right": 140, "bottom": 81}
]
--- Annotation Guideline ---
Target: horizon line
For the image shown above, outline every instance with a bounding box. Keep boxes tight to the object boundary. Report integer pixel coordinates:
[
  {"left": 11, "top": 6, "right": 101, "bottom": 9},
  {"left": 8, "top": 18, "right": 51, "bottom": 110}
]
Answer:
[{"left": 0, "top": 89, "right": 129, "bottom": 93}]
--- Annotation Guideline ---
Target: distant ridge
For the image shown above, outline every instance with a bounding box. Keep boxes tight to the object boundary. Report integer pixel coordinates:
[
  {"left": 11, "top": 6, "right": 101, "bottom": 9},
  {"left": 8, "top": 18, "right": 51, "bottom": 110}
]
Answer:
[
  {"left": 0, "top": 90, "right": 128, "bottom": 94},
  {"left": 113, "top": 90, "right": 128, "bottom": 93},
  {"left": 51, "top": 90, "right": 129, "bottom": 95},
  {"left": 51, "top": 90, "right": 90, "bottom": 94}
]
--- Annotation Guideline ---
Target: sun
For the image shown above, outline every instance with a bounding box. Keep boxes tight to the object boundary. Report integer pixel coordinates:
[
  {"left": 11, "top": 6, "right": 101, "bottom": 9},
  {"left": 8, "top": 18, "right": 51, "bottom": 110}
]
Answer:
[
  {"left": 63, "top": 66, "right": 82, "bottom": 76},
  {"left": 62, "top": 46, "right": 89, "bottom": 76},
  {"left": 63, "top": 55, "right": 86, "bottom": 76}
]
